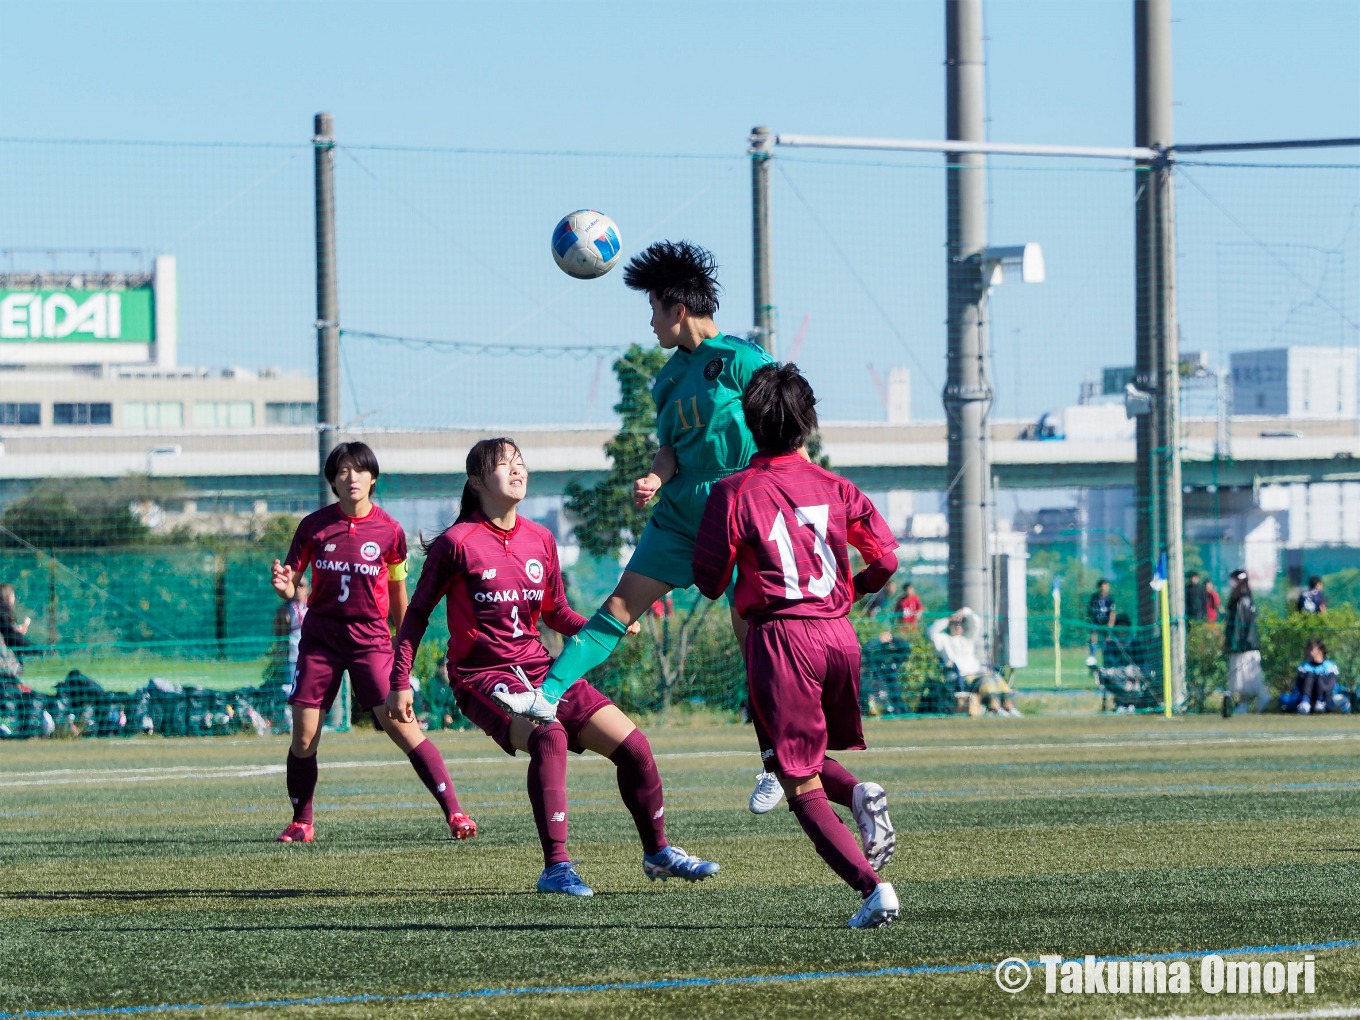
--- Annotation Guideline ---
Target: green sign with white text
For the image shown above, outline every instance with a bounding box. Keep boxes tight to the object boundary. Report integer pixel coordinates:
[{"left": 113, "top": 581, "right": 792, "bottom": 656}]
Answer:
[{"left": 0, "top": 289, "right": 154, "bottom": 342}]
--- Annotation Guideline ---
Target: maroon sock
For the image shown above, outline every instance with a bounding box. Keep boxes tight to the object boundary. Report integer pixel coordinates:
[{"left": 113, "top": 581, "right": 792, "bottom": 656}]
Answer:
[
  {"left": 407, "top": 739, "right": 463, "bottom": 819},
  {"left": 527, "top": 723, "right": 570, "bottom": 867},
  {"left": 609, "top": 728, "right": 667, "bottom": 855},
  {"left": 286, "top": 751, "right": 318, "bottom": 825},
  {"left": 790, "top": 788, "right": 879, "bottom": 897},
  {"left": 820, "top": 757, "right": 859, "bottom": 807}
]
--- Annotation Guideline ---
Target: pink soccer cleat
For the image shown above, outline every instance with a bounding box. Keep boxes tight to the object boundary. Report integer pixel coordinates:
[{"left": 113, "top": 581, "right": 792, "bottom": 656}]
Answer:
[
  {"left": 276, "top": 821, "right": 314, "bottom": 843},
  {"left": 449, "top": 812, "right": 478, "bottom": 840}
]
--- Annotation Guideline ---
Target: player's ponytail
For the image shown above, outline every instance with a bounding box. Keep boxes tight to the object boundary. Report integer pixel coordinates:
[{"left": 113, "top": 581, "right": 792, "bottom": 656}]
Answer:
[{"left": 421, "top": 437, "right": 523, "bottom": 552}]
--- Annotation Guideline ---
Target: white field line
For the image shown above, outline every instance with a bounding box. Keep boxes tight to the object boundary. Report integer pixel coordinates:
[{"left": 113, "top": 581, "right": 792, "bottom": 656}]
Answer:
[{"left": 2, "top": 730, "right": 1357, "bottom": 789}]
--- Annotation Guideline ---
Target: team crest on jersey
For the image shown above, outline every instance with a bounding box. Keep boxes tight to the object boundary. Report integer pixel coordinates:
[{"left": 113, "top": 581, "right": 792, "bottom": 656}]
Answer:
[
  {"left": 525, "top": 558, "right": 544, "bottom": 584},
  {"left": 359, "top": 541, "right": 381, "bottom": 562},
  {"left": 703, "top": 357, "right": 724, "bottom": 381}
]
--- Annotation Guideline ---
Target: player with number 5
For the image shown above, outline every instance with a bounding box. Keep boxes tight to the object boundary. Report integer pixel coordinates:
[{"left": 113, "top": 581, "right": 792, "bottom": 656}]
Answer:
[
  {"left": 693, "top": 364, "right": 902, "bottom": 929},
  {"left": 270, "top": 442, "right": 475, "bottom": 844}
]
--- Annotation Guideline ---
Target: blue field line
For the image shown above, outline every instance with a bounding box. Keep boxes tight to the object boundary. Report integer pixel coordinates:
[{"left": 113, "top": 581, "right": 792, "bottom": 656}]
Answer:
[
  {"left": 898, "top": 778, "right": 1360, "bottom": 798},
  {"left": 4, "top": 939, "right": 1357, "bottom": 1018}
]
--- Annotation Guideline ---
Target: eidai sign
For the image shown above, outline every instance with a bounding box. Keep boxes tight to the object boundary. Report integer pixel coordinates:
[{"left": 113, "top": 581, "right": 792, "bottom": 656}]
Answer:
[{"left": 0, "top": 289, "right": 154, "bottom": 342}]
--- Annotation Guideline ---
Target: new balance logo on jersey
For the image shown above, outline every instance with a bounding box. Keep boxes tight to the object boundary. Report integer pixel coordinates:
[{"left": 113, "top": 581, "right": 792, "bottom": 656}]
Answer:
[
  {"left": 481, "top": 568, "right": 497, "bottom": 579},
  {"left": 325, "top": 544, "right": 336, "bottom": 552},
  {"left": 550, "top": 812, "right": 566, "bottom": 822}
]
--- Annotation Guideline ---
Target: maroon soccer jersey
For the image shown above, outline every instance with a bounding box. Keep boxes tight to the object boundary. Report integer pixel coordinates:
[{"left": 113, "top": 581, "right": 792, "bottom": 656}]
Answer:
[
  {"left": 391, "top": 512, "right": 587, "bottom": 690},
  {"left": 693, "top": 453, "right": 898, "bottom": 621},
  {"left": 284, "top": 503, "right": 407, "bottom": 622}
]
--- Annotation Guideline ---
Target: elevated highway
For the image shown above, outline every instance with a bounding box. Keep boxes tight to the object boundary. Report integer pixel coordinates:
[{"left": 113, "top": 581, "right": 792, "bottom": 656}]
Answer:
[{"left": 3, "top": 416, "right": 1359, "bottom": 499}]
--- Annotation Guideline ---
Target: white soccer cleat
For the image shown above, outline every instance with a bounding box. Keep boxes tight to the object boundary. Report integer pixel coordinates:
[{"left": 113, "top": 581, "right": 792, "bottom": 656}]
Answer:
[
  {"left": 852, "top": 782, "right": 896, "bottom": 873},
  {"left": 749, "top": 771, "right": 785, "bottom": 814},
  {"left": 491, "top": 686, "right": 558, "bottom": 724},
  {"left": 848, "top": 882, "right": 899, "bottom": 929}
]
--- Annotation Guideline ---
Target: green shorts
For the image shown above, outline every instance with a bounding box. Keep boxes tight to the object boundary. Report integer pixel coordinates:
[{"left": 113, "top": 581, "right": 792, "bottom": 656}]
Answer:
[{"left": 628, "top": 474, "right": 729, "bottom": 594}]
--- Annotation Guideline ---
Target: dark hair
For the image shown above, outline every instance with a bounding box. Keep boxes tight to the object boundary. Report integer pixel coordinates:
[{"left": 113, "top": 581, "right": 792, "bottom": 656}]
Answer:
[
  {"left": 324, "top": 441, "right": 380, "bottom": 497},
  {"left": 1098, "top": 578, "right": 1111, "bottom": 587},
  {"left": 458, "top": 437, "right": 523, "bottom": 525},
  {"left": 1305, "top": 637, "right": 1328, "bottom": 659},
  {"left": 1188, "top": 571, "right": 1199, "bottom": 579},
  {"left": 1309, "top": 575, "right": 1322, "bottom": 588},
  {"left": 742, "top": 363, "right": 818, "bottom": 454},
  {"left": 622, "top": 240, "right": 720, "bottom": 317},
  {"left": 419, "top": 437, "right": 524, "bottom": 552}
]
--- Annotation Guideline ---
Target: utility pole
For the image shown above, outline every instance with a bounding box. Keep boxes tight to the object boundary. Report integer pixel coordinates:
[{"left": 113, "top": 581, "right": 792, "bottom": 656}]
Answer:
[
  {"left": 1134, "top": 0, "right": 1185, "bottom": 705},
  {"left": 314, "top": 112, "right": 341, "bottom": 508},
  {"left": 750, "top": 126, "right": 776, "bottom": 357},
  {"left": 944, "top": 0, "right": 992, "bottom": 625}
]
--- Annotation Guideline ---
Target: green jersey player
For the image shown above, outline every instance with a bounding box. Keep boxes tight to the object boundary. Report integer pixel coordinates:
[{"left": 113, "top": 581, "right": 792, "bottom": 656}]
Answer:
[{"left": 495, "top": 240, "right": 772, "bottom": 721}]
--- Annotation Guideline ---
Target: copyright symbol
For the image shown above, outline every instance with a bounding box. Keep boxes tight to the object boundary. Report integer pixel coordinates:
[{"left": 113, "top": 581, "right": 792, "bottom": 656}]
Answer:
[{"left": 995, "top": 957, "right": 1031, "bottom": 993}]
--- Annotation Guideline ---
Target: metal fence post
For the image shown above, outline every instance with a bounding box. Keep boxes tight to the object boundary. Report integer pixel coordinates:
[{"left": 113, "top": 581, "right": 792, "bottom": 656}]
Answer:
[
  {"left": 314, "top": 112, "right": 340, "bottom": 508},
  {"left": 750, "top": 126, "right": 776, "bottom": 357}
]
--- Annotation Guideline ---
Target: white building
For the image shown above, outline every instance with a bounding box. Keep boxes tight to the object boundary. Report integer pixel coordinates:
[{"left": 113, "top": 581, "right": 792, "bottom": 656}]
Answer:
[
  {"left": 1231, "top": 347, "right": 1357, "bottom": 418},
  {"left": 0, "top": 257, "right": 315, "bottom": 433}
]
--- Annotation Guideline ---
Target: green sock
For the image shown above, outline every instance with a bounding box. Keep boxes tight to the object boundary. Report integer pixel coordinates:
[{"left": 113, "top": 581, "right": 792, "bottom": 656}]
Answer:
[{"left": 541, "top": 609, "right": 629, "bottom": 701}]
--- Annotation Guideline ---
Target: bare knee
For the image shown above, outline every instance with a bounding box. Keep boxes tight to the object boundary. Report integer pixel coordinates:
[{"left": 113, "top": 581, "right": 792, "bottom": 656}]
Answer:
[
  {"left": 779, "top": 772, "right": 823, "bottom": 799},
  {"left": 290, "top": 708, "right": 323, "bottom": 756}
]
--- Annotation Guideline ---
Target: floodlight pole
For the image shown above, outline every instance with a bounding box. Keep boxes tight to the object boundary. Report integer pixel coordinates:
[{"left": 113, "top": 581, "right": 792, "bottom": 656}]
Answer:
[
  {"left": 750, "top": 126, "right": 776, "bottom": 356},
  {"left": 314, "top": 112, "right": 341, "bottom": 508},
  {"left": 944, "top": 0, "right": 992, "bottom": 638},
  {"left": 1134, "top": 0, "right": 1185, "bottom": 705}
]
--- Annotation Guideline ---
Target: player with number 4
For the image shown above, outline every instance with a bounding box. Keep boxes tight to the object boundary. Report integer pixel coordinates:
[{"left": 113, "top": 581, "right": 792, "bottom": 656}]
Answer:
[
  {"left": 693, "top": 364, "right": 901, "bottom": 929},
  {"left": 270, "top": 441, "right": 475, "bottom": 845}
]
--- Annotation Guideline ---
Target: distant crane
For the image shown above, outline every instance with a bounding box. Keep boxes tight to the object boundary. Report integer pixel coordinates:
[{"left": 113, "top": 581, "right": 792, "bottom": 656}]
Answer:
[{"left": 788, "top": 314, "right": 810, "bottom": 363}]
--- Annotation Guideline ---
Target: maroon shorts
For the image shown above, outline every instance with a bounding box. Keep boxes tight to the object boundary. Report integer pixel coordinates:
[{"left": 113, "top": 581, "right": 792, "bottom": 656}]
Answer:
[
  {"left": 454, "top": 668, "right": 615, "bottom": 756},
  {"left": 289, "top": 614, "right": 393, "bottom": 712},
  {"left": 745, "top": 615, "right": 865, "bottom": 780}
]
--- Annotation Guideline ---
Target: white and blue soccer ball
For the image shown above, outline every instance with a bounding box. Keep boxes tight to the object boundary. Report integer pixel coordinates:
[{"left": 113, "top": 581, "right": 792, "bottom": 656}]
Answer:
[{"left": 551, "top": 210, "right": 622, "bottom": 279}]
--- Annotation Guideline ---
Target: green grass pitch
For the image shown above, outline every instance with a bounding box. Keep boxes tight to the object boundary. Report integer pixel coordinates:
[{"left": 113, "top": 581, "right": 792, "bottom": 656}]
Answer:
[{"left": 4, "top": 715, "right": 1360, "bottom": 1019}]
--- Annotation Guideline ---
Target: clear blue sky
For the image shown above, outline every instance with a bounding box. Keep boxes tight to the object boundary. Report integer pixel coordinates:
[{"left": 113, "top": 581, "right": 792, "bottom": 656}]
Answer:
[
  {"left": 6, "top": 1, "right": 1356, "bottom": 151},
  {"left": 2, "top": 1, "right": 1357, "bottom": 427}
]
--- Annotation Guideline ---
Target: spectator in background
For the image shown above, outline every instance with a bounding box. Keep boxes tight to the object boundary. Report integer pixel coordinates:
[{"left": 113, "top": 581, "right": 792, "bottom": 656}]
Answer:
[
  {"left": 0, "top": 584, "right": 34, "bottom": 659},
  {"left": 929, "top": 608, "right": 1019, "bottom": 717},
  {"left": 1294, "top": 638, "right": 1339, "bottom": 715},
  {"left": 1086, "top": 579, "right": 1116, "bottom": 667},
  {"left": 895, "top": 582, "right": 924, "bottom": 629},
  {"left": 1224, "top": 569, "right": 1270, "bottom": 714},
  {"left": 1297, "top": 575, "right": 1327, "bottom": 615},
  {"left": 272, "top": 574, "right": 309, "bottom": 692},
  {"left": 1204, "top": 579, "right": 1221, "bottom": 623},
  {"left": 1185, "top": 571, "right": 1208, "bottom": 621}
]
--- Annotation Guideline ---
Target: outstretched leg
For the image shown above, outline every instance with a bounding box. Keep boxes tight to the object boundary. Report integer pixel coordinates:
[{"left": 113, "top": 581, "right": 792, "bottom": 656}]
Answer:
[{"left": 536, "top": 571, "right": 673, "bottom": 702}]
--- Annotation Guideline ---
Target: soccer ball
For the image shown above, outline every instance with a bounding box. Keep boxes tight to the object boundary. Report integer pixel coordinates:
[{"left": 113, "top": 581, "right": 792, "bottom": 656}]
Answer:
[{"left": 551, "top": 210, "right": 622, "bottom": 279}]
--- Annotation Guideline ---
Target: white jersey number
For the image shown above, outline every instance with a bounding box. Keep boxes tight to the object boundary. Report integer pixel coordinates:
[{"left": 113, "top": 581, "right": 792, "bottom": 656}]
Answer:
[
  {"left": 337, "top": 574, "right": 351, "bottom": 602},
  {"left": 510, "top": 604, "right": 523, "bottom": 638},
  {"left": 766, "top": 504, "right": 837, "bottom": 600}
]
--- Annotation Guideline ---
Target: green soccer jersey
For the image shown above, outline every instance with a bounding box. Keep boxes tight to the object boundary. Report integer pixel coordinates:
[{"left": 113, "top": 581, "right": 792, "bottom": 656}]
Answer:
[{"left": 652, "top": 332, "right": 773, "bottom": 478}]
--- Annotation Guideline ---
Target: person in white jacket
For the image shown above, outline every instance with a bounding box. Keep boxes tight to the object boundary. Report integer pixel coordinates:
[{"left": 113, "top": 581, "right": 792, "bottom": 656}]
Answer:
[{"left": 929, "top": 608, "right": 1020, "bottom": 717}]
